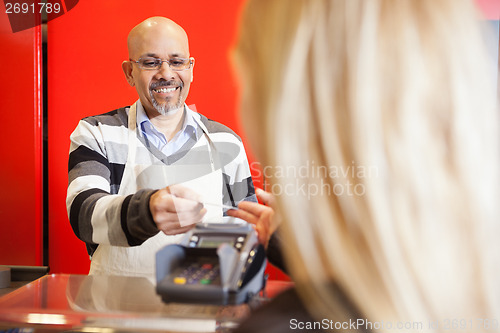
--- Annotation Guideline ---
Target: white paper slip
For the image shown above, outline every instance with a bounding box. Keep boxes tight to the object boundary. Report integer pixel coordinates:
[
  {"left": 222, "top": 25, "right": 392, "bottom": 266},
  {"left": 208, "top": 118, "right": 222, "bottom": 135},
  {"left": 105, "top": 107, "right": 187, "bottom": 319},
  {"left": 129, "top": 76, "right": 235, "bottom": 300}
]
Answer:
[{"left": 201, "top": 201, "right": 238, "bottom": 210}]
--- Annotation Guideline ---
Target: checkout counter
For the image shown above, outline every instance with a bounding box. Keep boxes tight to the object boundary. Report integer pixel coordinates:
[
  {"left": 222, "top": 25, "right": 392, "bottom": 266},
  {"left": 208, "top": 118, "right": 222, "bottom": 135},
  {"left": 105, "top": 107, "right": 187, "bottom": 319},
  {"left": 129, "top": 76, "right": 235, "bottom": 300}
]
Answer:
[
  {"left": 0, "top": 273, "right": 292, "bottom": 332},
  {"left": 0, "top": 222, "right": 292, "bottom": 331},
  {"left": 0, "top": 222, "right": 290, "bottom": 332}
]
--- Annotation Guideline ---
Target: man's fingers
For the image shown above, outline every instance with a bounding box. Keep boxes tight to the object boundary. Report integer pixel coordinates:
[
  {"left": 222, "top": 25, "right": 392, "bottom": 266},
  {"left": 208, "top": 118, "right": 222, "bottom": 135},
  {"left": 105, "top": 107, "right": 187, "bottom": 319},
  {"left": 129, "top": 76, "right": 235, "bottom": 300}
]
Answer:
[
  {"left": 155, "top": 190, "right": 203, "bottom": 213},
  {"left": 150, "top": 186, "right": 207, "bottom": 236},
  {"left": 177, "top": 207, "right": 207, "bottom": 226},
  {"left": 156, "top": 208, "right": 207, "bottom": 233},
  {"left": 157, "top": 208, "right": 207, "bottom": 225},
  {"left": 159, "top": 223, "right": 196, "bottom": 236},
  {"left": 169, "top": 196, "right": 204, "bottom": 213},
  {"left": 167, "top": 184, "right": 202, "bottom": 203}
]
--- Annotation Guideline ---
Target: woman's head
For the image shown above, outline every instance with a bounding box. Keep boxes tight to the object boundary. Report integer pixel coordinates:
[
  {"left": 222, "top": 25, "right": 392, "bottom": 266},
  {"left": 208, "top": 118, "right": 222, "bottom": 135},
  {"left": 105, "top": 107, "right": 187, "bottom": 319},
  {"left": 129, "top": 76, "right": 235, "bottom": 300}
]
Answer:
[{"left": 235, "top": 0, "right": 500, "bottom": 328}]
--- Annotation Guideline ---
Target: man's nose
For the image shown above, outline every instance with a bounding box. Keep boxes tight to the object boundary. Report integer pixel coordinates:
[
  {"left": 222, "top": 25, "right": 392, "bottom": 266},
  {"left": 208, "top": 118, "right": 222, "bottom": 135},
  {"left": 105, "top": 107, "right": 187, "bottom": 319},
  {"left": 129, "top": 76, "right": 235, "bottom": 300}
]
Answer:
[{"left": 155, "top": 61, "right": 175, "bottom": 79}]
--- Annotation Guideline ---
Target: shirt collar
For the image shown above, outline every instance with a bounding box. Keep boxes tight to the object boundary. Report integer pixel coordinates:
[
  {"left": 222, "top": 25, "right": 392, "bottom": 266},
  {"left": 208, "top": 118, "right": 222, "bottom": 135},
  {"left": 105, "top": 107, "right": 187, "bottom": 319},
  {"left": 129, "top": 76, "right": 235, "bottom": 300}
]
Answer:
[
  {"left": 135, "top": 100, "right": 199, "bottom": 138},
  {"left": 183, "top": 104, "right": 200, "bottom": 137}
]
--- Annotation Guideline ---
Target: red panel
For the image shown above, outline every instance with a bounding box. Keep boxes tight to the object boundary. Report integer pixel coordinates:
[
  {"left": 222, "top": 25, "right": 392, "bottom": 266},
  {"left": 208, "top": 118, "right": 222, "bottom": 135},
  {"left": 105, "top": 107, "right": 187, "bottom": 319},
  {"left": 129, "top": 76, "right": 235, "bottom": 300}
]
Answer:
[
  {"left": 0, "top": 13, "right": 43, "bottom": 265},
  {"left": 47, "top": 0, "right": 265, "bottom": 275}
]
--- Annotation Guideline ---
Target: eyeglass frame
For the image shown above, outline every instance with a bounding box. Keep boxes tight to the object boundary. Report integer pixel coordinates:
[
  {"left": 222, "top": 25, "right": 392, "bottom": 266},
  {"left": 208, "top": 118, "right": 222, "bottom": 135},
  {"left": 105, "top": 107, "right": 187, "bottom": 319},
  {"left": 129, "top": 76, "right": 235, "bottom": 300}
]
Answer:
[{"left": 129, "top": 56, "right": 195, "bottom": 71}]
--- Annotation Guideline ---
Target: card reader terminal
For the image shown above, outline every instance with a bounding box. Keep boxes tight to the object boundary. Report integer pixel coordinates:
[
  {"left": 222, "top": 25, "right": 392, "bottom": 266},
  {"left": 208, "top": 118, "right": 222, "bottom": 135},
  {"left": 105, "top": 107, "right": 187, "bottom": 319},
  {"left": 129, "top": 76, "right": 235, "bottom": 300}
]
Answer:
[{"left": 156, "top": 219, "right": 267, "bottom": 304}]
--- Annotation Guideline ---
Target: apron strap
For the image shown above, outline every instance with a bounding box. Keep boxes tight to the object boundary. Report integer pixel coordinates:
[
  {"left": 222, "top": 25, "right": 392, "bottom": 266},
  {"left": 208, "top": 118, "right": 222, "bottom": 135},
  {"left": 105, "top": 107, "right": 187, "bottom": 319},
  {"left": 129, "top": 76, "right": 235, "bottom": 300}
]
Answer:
[
  {"left": 193, "top": 115, "right": 216, "bottom": 172},
  {"left": 127, "top": 103, "right": 138, "bottom": 166},
  {"left": 193, "top": 115, "right": 237, "bottom": 207}
]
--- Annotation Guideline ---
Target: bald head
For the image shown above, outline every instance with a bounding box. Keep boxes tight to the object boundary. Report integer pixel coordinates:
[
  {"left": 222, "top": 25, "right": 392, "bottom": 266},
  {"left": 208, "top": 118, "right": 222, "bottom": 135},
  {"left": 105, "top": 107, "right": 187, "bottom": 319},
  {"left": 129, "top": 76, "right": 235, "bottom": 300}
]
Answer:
[
  {"left": 122, "top": 16, "right": 194, "bottom": 118},
  {"left": 127, "top": 17, "right": 190, "bottom": 60}
]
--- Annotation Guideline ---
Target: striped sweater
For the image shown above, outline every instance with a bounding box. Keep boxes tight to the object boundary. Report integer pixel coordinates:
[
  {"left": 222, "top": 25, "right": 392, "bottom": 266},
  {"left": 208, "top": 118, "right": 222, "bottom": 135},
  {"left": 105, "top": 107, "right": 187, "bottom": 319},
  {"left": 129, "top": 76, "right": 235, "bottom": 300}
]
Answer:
[{"left": 67, "top": 106, "right": 256, "bottom": 256}]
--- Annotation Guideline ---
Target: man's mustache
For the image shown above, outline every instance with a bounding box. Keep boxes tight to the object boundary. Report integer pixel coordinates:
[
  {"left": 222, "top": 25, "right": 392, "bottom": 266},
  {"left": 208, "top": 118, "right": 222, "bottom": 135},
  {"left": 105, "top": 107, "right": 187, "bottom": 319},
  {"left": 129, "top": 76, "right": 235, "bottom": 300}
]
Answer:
[{"left": 150, "top": 80, "right": 183, "bottom": 90}]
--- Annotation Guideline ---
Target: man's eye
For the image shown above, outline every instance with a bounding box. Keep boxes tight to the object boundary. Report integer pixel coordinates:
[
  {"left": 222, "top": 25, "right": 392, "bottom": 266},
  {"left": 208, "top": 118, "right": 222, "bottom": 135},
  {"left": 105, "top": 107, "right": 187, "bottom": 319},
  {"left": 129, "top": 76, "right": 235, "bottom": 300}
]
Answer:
[
  {"left": 141, "top": 58, "right": 160, "bottom": 67},
  {"left": 170, "top": 59, "right": 186, "bottom": 67}
]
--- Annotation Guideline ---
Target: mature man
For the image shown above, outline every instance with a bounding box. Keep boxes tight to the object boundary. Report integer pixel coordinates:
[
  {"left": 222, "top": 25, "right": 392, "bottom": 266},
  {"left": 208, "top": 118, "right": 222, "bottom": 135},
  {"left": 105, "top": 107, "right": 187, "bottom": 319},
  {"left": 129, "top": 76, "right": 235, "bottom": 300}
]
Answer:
[{"left": 66, "top": 17, "right": 256, "bottom": 281}]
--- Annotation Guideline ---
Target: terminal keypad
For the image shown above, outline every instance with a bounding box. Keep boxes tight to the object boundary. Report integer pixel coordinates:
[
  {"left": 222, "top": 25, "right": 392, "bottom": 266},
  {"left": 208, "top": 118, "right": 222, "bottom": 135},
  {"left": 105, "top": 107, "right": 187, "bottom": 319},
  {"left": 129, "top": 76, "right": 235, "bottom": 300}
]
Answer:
[{"left": 173, "top": 262, "right": 221, "bottom": 285}]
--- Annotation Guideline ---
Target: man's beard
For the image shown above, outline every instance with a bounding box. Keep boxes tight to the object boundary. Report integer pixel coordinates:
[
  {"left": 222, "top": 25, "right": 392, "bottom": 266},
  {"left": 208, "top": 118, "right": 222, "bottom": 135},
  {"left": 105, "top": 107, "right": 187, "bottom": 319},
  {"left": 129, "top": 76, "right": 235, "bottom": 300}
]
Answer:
[
  {"left": 149, "top": 80, "right": 184, "bottom": 115},
  {"left": 150, "top": 90, "right": 183, "bottom": 115}
]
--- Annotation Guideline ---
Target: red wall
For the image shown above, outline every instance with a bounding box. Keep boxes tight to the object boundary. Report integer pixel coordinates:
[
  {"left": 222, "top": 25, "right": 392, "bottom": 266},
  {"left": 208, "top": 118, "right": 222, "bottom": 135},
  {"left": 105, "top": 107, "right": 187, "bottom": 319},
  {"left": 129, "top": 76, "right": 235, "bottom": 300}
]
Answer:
[
  {"left": 0, "top": 11, "right": 43, "bottom": 266},
  {"left": 47, "top": 0, "right": 257, "bottom": 274}
]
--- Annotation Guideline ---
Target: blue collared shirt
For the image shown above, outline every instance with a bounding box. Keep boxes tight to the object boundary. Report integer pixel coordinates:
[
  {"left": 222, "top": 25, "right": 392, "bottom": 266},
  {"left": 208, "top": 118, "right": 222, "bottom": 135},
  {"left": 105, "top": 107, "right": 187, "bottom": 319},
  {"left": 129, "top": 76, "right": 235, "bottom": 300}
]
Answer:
[{"left": 136, "top": 101, "right": 198, "bottom": 156}]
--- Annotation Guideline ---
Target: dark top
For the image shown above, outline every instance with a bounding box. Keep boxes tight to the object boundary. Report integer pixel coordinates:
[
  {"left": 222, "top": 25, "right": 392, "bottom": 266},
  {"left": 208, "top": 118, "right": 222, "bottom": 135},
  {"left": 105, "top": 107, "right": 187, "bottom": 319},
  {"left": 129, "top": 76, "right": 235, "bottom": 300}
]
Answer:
[
  {"left": 235, "top": 285, "right": 370, "bottom": 333},
  {"left": 235, "top": 231, "right": 370, "bottom": 333}
]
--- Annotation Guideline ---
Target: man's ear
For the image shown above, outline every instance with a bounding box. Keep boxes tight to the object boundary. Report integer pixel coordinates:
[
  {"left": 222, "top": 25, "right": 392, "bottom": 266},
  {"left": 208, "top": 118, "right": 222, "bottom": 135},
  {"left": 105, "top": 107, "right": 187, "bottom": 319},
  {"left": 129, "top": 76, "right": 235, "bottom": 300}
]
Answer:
[
  {"left": 190, "top": 57, "right": 195, "bottom": 83},
  {"left": 122, "top": 61, "right": 135, "bottom": 87}
]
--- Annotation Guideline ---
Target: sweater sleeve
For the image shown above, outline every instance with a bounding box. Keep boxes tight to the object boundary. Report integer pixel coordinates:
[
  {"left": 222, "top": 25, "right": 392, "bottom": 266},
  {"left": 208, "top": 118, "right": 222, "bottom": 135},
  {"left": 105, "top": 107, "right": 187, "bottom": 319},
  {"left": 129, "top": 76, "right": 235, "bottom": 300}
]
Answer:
[
  {"left": 66, "top": 119, "right": 159, "bottom": 254},
  {"left": 266, "top": 230, "right": 287, "bottom": 275}
]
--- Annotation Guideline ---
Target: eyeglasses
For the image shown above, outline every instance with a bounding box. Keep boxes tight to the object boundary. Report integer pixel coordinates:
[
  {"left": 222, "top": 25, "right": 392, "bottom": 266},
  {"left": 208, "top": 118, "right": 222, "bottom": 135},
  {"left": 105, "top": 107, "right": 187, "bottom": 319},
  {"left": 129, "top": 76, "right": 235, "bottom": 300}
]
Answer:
[{"left": 130, "top": 56, "right": 194, "bottom": 71}]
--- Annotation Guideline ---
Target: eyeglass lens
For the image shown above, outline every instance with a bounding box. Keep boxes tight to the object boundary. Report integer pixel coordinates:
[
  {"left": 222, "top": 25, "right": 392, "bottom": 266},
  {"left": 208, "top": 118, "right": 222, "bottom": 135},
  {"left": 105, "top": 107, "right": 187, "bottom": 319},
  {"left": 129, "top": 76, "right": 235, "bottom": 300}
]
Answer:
[{"left": 138, "top": 57, "right": 190, "bottom": 70}]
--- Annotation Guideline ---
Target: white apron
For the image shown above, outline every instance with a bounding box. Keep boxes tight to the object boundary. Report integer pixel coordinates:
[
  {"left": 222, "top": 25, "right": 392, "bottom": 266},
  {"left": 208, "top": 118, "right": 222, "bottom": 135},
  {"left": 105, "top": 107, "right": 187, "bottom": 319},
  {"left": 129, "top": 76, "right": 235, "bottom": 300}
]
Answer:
[{"left": 89, "top": 102, "right": 223, "bottom": 282}]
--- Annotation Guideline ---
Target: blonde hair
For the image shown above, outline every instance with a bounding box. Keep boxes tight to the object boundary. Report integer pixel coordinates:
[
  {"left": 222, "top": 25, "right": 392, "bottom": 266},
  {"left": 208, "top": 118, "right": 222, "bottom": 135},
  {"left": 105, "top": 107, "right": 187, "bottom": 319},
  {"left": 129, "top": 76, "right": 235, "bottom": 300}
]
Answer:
[{"left": 235, "top": 0, "right": 500, "bottom": 331}]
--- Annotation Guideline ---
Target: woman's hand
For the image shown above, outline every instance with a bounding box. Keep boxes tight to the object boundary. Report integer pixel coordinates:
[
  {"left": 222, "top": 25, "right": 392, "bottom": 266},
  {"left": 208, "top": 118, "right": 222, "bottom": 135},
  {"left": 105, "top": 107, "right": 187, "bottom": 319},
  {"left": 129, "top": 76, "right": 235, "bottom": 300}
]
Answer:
[{"left": 227, "top": 188, "right": 281, "bottom": 247}]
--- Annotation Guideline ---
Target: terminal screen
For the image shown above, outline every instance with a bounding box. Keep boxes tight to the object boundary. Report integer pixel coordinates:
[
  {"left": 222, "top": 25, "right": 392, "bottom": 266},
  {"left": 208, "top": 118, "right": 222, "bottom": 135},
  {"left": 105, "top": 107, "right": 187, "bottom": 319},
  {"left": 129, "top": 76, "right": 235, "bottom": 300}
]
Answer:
[{"left": 198, "top": 236, "right": 235, "bottom": 248}]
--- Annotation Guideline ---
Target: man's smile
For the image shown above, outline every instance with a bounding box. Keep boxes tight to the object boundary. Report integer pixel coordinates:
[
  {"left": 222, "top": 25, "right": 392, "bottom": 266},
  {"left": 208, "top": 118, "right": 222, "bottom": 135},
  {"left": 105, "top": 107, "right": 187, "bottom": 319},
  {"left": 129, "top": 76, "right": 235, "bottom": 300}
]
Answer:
[
  {"left": 150, "top": 81, "right": 182, "bottom": 98},
  {"left": 153, "top": 86, "right": 178, "bottom": 94},
  {"left": 148, "top": 81, "right": 184, "bottom": 114}
]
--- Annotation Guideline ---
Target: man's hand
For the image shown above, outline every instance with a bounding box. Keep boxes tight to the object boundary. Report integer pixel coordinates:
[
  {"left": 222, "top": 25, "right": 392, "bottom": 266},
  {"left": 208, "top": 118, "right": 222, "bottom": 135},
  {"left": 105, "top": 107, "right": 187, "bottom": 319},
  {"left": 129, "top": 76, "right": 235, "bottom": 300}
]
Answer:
[
  {"left": 149, "top": 184, "right": 207, "bottom": 235},
  {"left": 227, "top": 188, "right": 281, "bottom": 247}
]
